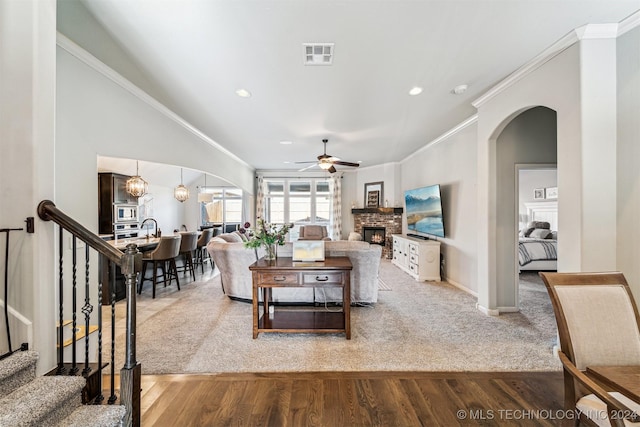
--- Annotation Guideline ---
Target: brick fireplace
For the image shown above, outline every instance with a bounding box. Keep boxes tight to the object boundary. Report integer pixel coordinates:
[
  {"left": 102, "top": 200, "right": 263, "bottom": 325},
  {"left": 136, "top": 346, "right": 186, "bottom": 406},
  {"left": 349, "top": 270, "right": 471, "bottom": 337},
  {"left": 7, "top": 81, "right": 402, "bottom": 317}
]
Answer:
[{"left": 352, "top": 207, "right": 403, "bottom": 258}]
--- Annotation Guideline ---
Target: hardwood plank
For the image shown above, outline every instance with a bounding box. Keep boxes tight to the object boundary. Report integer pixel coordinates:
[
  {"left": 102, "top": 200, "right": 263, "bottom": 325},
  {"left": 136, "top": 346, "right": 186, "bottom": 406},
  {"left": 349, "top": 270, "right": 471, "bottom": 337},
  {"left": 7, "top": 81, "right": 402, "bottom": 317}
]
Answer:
[{"left": 108, "top": 371, "right": 564, "bottom": 426}]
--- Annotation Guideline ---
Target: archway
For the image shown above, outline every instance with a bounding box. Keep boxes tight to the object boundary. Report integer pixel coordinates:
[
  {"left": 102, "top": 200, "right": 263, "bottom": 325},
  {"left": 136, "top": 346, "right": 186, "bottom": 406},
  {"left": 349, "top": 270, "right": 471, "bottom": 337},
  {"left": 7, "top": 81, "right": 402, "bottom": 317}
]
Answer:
[{"left": 491, "top": 106, "right": 557, "bottom": 311}]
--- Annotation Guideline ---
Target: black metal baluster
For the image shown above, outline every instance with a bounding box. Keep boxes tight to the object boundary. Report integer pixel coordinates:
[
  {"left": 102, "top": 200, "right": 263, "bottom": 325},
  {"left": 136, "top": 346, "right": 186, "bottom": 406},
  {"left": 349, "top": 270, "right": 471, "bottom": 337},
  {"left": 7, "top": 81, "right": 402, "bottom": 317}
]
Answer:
[
  {"left": 82, "top": 244, "right": 93, "bottom": 375},
  {"left": 70, "top": 236, "right": 78, "bottom": 375},
  {"left": 0, "top": 227, "right": 24, "bottom": 360},
  {"left": 94, "top": 254, "right": 105, "bottom": 404},
  {"left": 3, "top": 231, "right": 12, "bottom": 354},
  {"left": 108, "top": 261, "right": 117, "bottom": 404},
  {"left": 56, "top": 227, "right": 66, "bottom": 374}
]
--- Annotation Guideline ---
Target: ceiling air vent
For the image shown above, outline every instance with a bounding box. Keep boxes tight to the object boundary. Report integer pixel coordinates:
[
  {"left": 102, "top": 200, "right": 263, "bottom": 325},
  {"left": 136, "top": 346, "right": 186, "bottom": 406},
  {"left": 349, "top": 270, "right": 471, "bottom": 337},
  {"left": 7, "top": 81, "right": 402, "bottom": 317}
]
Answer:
[{"left": 303, "top": 43, "right": 334, "bottom": 65}]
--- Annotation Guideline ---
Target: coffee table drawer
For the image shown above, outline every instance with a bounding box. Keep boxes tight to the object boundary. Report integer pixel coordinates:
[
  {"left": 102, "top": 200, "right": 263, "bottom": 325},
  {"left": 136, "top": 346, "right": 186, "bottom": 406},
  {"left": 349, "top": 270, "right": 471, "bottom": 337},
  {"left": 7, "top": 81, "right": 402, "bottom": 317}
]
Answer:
[
  {"left": 255, "top": 272, "right": 299, "bottom": 285},
  {"left": 303, "top": 273, "right": 343, "bottom": 285}
]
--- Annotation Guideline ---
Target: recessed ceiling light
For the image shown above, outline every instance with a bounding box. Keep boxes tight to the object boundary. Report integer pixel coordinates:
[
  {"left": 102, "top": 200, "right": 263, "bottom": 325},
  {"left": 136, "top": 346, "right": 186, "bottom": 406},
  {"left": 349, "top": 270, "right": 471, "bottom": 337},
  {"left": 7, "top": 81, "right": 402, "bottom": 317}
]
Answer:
[
  {"left": 279, "top": 140, "right": 293, "bottom": 145},
  {"left": 409, "top": 87, "right": 423, "bottom": 96},
  {"left": 283, "top": 161, "right": 291, "bottom": 164},
  {"left": 235, "top": 88, "right": 251, "bottom": 98}
]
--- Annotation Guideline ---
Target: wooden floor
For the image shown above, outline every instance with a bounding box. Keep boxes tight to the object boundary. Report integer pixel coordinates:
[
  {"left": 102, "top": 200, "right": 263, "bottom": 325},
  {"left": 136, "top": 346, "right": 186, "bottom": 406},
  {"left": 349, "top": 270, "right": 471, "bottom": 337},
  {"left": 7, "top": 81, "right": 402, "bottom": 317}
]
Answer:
[{"left": 132, "top": 370, "right": 566, "bottom": 426}]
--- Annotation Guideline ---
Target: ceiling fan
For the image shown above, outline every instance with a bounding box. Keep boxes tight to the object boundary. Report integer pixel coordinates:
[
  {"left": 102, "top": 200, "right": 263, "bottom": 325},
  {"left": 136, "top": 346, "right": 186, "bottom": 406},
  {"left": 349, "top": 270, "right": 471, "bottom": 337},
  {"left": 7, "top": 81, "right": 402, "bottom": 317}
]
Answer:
[{"left": 296, "top": 139, "right": 360, "bottom": 173}]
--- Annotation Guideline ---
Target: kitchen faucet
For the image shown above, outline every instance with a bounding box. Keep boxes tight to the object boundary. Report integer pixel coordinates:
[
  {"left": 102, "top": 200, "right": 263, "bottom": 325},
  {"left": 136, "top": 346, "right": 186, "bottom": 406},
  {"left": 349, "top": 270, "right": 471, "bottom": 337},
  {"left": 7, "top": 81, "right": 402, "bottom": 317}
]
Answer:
[{"left": 140, "top": 218, "right": 158, "bottom": 238}]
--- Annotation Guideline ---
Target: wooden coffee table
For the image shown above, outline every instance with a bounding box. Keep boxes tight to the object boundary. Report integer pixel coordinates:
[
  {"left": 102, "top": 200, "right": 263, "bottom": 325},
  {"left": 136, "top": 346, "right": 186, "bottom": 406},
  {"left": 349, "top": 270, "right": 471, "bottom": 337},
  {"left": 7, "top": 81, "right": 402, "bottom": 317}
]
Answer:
[{"left": 249, "top": 256, "right": 352, "bottom": 339}]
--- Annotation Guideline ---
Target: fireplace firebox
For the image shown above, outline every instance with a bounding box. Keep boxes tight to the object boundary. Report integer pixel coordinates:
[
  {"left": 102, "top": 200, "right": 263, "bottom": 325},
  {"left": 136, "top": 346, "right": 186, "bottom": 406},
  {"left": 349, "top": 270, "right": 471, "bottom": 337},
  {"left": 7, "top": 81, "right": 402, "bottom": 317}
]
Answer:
[{"left": 363, "top": 226, "right": 386, "bottom": 246}]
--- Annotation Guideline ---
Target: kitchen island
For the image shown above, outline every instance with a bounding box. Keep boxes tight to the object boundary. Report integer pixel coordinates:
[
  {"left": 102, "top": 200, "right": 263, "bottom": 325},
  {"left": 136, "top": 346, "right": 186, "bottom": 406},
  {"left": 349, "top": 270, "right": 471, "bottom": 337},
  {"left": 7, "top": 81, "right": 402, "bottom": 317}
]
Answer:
[{"left": 101, "top": 237, "right": 160, "bottom": 304}]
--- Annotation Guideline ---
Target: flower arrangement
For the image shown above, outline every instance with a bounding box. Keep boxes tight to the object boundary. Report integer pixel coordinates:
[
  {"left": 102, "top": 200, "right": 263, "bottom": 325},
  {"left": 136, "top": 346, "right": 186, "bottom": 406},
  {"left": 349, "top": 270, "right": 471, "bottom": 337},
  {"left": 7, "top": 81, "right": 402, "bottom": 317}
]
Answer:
[{"left": 240, "top": 219, "right": 293, "bottom": 260}]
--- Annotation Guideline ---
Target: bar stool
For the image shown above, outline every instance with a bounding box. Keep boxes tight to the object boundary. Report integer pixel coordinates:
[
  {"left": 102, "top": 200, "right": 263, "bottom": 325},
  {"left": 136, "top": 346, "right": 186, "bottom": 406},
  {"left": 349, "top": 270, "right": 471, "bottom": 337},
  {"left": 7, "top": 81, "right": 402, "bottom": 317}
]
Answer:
[
  {"left": 194, "top": 228, "right": 214, "bottom": 273},
  {"left": 176, "top": 231, "right": 198, "bottom": 281},
  {"left": 138, "top": 235, "right": 181, "bottom": 298}
]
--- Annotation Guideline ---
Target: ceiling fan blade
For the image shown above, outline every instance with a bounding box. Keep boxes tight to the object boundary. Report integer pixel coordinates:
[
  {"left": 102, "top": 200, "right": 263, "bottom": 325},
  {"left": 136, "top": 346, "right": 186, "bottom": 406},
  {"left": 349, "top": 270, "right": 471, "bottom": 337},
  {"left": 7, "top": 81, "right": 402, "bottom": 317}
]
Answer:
[
  {"left": 293, "top": 160, "right": 317, "bottom": 164},
  {"left": 331, "top": 160, "right": 360, "bottom": 167},
  {"left": 298, "top": 163, "right": 318, "bottom": 172},
  {"left": 328, "top": 165, "right": 337, "bottom": 173}
]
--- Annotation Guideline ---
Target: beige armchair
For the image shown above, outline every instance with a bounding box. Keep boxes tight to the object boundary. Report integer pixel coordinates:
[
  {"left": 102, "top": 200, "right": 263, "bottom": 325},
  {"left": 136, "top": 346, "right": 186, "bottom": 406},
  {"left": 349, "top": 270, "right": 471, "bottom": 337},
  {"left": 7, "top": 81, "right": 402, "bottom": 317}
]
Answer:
[
  {"left": 298, "top": 225, "right": 331, "bottom": 241},
  {"left": 539, "top": 271, "right": 640, "bottom": 427}
]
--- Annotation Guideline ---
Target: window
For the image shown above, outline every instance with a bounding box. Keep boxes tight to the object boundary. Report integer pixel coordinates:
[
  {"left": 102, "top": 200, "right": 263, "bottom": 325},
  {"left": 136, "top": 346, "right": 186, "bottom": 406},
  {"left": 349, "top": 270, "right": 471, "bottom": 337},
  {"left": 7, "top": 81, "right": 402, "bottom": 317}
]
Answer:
[
  {"left": 264, "top": 178, "right": 331, "bottom": 240},
  {"left": 200, "top": 187, "right": 243, "bottom": 228}
]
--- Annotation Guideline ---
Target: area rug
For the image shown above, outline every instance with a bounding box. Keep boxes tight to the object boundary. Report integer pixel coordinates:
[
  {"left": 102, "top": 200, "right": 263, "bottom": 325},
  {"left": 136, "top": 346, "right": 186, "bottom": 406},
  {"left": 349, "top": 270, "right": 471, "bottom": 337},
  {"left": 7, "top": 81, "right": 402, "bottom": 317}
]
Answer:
[{"left": 107, "top": 260, "right": 561, "bottom": 374}]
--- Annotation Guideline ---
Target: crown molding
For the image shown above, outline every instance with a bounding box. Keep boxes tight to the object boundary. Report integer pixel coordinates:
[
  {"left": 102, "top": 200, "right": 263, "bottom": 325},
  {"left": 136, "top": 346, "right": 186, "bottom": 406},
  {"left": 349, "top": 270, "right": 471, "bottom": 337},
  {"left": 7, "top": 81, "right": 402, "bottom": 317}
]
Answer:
[
  {"left": 618, "top": 9, "right": 640, "bottom": 36},
  {"left": 472, "top": 29, "right": 579, "bottom": 108},
  {"left": 56, "top": 32, "right": 251, "bottom": 170},
  {"left": 401, "top": 114, "right": 478, "bottom": 164},
  {"left": 576, "top": 23, "right": 619, "bottom": 39},
  {"left": 472, "top": 19, "right": 632, "bottom": 109}
]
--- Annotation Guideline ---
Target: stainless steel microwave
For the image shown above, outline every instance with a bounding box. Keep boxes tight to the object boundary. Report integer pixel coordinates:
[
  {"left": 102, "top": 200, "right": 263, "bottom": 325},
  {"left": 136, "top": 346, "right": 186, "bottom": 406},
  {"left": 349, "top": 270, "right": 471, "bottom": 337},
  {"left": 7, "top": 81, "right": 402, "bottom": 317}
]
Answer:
[{"left": 114, "top": 204, "right": 138, "bottom": 223}]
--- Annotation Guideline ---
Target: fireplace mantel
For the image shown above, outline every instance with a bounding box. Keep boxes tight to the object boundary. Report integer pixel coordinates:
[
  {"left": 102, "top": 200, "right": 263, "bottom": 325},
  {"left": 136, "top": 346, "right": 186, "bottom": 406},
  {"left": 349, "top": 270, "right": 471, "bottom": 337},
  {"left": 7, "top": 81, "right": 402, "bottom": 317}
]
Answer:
[{"left": 351, "top": 207, "right": 403, "bottom": 215}]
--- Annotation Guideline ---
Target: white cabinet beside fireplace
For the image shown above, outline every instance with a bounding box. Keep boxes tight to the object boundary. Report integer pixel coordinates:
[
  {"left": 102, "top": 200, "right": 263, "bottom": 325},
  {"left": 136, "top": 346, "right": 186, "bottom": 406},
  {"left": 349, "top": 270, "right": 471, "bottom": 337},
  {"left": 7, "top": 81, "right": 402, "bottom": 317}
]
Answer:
[{"left": 392, "top": 234, "right": 441, "bottom": 282}]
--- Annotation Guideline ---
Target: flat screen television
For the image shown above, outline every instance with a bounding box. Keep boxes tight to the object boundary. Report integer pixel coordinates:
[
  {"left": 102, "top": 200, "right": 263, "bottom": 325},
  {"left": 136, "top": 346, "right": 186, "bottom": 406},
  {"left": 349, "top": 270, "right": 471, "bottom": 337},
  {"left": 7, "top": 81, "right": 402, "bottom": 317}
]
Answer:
[{"left": 404, "top": 184, "right": 445, "bottom": 238}]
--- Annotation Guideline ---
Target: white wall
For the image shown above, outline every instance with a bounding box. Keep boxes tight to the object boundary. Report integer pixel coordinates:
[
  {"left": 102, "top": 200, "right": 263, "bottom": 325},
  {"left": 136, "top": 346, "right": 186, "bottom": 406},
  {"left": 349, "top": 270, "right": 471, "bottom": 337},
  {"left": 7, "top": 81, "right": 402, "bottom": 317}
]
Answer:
[
  {"left": 56, "top": 45, "right": 254, "bottom": 234},
  {"left": 0, "top": 0, "right": 56, "bottom": 371},
  {"left": 401, "top": 122, "right": 479, "bottom": 293},
  {"left": 616, "top": 25, "right": 640, "bottom": 300},
  {"left": 339, "top": 164, "right": 401, "bottom": 240},
  {"left": 475, "top": 31, "right": 620, "bottom": 312},
  {"left": 519, "top": 169, "right": 558, "bottom": 225},
  {"left": 495, "top": 107, "right": 557, "bottom": 308}
]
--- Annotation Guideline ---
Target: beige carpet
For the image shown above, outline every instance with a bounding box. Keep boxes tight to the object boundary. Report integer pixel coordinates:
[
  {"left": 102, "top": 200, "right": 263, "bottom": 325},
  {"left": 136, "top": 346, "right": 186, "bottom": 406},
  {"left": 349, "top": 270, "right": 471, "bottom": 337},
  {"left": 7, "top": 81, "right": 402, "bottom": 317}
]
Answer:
[{"left": 107, "top": 260, "right": 561, "bottom": 374}]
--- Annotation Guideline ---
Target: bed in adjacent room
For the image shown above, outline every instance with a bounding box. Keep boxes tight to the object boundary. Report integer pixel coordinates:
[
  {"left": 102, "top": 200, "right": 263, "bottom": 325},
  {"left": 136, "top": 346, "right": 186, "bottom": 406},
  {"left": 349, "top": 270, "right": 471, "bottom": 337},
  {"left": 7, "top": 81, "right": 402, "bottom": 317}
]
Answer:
[
  {"left": 518, "top": 236, "right": 557, "bottom": 271},
  {"left": 518, "top": 201, "right": 558, "bottom": 272}
]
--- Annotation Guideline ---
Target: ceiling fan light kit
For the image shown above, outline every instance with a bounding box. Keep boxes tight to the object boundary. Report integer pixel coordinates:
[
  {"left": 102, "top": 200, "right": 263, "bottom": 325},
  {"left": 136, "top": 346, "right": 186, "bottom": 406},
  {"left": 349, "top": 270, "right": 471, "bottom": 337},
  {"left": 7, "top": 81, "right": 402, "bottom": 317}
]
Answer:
[{"left": 296, "top": 139, "right": 360, "bottom": 173}]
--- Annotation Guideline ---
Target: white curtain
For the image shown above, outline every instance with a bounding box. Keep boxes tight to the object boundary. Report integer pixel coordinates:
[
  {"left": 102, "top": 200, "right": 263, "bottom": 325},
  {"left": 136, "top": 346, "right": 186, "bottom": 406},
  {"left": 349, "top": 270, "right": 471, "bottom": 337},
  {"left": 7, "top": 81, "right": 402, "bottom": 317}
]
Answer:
[
  {"left": 330, "top": 175, "right": 342, "bottom": 240},
  {"left": 255, "top": 175, "right": 265, "bottom": 222}
]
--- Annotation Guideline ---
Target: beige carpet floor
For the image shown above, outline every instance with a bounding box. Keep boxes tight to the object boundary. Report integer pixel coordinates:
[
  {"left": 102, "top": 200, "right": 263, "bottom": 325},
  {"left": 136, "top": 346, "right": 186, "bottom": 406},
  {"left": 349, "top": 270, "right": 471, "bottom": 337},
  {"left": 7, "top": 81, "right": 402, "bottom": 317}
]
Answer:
[{"left": 107, "top": 260, "right": 561, "bottom": 374}]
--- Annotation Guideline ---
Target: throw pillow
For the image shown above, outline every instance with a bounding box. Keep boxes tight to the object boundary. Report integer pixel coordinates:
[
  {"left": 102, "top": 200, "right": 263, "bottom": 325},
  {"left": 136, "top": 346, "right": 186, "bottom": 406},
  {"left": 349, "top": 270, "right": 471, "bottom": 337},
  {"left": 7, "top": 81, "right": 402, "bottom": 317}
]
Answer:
[
  {"left": 529, "top": 228, "right": 551, "bottom": 239},
  {"left": 526, "top": 221, "right": 550, "bottom": 230},
  {"left": 519, "top": 227, "right": 535, "bottom": 238}
]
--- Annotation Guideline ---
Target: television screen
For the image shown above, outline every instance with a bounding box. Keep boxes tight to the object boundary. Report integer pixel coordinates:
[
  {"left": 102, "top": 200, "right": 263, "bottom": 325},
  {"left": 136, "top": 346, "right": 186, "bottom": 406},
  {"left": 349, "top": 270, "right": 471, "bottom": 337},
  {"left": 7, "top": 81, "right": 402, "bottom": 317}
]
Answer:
[{"left": 404, "top": 184, "right": 445, "bottom": 238}]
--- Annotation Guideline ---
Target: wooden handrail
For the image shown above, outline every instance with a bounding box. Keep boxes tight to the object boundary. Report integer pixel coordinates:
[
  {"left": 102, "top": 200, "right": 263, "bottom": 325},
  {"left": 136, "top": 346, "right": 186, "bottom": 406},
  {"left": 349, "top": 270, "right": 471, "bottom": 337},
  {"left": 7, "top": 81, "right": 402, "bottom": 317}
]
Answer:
[
  {"left": 38, "top": 199, "right": 141, "bottom": 426},
  {"left": 37, "top": 200, "right": 123, "bottom": 264}
]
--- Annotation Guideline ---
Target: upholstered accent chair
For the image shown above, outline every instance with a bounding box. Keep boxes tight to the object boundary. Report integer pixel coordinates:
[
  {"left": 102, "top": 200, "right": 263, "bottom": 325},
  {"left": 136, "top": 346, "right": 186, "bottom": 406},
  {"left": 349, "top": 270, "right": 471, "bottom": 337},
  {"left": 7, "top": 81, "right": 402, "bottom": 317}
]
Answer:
[
  {"left": 298, "top": 225, "right": 331, "bottom": 241},
  {"left": 539, "top": 272, "right": 640, "bottom": 427},
  {"left": 138, "top": 235, "right": 182, "bottom": 299}
]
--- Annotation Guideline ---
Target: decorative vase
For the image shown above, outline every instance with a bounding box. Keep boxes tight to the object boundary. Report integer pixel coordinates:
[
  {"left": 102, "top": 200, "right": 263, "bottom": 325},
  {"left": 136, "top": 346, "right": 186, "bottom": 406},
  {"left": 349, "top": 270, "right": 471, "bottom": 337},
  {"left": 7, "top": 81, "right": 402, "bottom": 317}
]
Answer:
[{"left": 264, "top": 243, "right": 277, "bottom": 261}]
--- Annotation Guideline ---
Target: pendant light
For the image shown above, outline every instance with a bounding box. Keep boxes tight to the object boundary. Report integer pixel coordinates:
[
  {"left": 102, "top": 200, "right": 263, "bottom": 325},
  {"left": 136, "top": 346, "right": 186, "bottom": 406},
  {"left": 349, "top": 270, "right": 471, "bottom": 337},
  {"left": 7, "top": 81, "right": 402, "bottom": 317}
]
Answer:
[
  {"left": 125, "top": 160, "right": 148, "bottom": 198},
  {"left": 174, "top": 168, "right": 190, "bottom": 202},
  {"left": 197, "top": 173, "right": 212, "bottom": 203}
]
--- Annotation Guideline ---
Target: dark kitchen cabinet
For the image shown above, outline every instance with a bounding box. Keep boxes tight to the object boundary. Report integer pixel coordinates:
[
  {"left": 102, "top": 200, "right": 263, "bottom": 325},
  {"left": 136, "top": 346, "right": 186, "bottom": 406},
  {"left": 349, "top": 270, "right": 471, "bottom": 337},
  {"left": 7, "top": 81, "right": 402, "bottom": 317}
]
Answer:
[{"left": 98, "top": 173, "right": 135, "bottom": 235}]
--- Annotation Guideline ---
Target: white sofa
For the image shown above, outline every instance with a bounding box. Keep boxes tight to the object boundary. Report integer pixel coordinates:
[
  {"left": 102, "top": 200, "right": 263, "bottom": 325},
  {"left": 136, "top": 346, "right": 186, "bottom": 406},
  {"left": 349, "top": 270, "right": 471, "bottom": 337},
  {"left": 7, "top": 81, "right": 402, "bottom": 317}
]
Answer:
[{"left": 206, "top": 232, "right": 382, "bottom": 304}]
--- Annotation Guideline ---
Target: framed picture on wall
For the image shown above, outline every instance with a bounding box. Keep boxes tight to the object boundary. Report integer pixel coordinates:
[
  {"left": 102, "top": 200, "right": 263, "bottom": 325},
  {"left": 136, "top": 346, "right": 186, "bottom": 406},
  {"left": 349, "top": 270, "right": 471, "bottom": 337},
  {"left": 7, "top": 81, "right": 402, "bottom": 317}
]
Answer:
[
  {"left": 364, "top": 181, "right": 384, "bottom": 207},
  {"left": 367, "top": 190, "right": 380, "bottom": 208},
  {"left": 545, "top": 187, "right": 558, "bottom": 199}
]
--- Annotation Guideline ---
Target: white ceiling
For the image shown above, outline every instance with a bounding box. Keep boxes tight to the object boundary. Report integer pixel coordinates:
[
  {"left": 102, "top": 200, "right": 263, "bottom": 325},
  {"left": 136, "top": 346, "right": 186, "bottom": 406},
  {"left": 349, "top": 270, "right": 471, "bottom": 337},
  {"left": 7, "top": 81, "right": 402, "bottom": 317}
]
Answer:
[{"left": 77, "top": 0, "right": 639, "bottom": 173}]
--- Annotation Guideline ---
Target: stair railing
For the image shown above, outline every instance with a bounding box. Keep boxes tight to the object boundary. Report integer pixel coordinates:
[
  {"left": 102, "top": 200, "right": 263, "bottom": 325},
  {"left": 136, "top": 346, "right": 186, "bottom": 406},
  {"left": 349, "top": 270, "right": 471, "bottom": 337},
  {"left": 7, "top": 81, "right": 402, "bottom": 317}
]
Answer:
[
  {"left": 1, "top": 227, "right": 24, "bottom": 359},
  {"left": 37, "top": 200, "right": 140, "bottom": 427}
]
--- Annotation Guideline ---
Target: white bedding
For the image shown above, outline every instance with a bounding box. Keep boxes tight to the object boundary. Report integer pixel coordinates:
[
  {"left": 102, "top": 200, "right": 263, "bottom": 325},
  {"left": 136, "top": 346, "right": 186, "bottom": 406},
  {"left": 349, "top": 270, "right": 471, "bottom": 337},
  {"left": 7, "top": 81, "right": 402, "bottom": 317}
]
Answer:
[{"left": 518, "top": 238, "right": 557, "bottom": 270}]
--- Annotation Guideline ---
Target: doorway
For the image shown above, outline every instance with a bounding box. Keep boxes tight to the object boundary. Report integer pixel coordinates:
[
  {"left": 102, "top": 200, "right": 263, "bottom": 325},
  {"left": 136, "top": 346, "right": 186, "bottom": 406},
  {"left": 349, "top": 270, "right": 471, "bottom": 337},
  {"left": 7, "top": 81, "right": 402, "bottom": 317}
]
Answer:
[{"left": 515, "top": 165, "right": 557, "bottom": 311}]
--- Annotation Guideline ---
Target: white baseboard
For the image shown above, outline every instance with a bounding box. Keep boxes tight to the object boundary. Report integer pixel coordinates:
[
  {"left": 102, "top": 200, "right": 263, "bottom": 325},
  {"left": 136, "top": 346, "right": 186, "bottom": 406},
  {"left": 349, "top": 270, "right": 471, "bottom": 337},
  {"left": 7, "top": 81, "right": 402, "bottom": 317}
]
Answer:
[
  {"left": 475, "top": 303, "right": 500, "bottom": 317},
  {"left": 497, "top": 306, "right": 519, "bottom": 313},
  {"left": 444, "top": 277, "right": 478, "bottom": 297}
]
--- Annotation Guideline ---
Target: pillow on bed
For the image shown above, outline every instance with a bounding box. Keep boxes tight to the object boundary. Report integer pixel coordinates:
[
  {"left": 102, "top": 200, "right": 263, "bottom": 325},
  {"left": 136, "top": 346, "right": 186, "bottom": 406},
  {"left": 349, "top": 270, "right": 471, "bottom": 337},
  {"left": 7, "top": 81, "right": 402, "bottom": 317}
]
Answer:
[
  {"left": 529, "top": 228, "right": 551, "bottom": 239},
  {"left": 526, "top": 221, "right": 550, "bottom": 230},
  {"left": 519, "top": 227, "right": 535, "bottom": 237},
  {"left": 547, "top": 231, "right": 557, "bottom": 240}
]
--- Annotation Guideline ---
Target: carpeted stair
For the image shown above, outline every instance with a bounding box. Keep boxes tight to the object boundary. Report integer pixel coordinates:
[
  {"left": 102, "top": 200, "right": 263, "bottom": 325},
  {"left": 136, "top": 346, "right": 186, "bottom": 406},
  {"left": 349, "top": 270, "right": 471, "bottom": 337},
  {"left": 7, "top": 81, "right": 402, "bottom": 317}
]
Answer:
[{"left": 0, "top": 350, "right": 125, "bottom": 427}]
